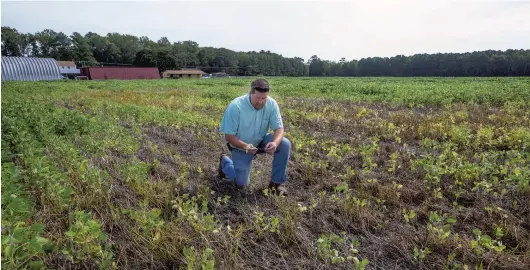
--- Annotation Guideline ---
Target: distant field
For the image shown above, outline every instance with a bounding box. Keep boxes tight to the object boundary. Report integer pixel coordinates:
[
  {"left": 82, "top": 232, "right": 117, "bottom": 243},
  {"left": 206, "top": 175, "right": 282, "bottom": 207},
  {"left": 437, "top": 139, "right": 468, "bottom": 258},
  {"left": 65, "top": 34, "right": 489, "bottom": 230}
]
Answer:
[{"left": 2, "top": 77, "right": 529, "bottom": 269}]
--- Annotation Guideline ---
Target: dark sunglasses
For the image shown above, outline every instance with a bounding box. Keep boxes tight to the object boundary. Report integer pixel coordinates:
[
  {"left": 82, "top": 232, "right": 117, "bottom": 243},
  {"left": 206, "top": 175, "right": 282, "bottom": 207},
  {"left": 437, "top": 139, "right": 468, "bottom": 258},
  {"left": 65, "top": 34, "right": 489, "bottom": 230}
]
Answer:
[{"left": 253, "top": 87, "right": 269, "bottom": 92}]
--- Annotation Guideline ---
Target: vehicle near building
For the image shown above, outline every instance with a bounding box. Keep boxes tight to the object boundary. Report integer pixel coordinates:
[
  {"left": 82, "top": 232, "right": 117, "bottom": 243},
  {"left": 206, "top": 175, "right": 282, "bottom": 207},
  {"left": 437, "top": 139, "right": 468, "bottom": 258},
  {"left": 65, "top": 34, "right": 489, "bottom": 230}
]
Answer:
[{"left": 56, "top": 60, "right": 81, "bottom": 79}]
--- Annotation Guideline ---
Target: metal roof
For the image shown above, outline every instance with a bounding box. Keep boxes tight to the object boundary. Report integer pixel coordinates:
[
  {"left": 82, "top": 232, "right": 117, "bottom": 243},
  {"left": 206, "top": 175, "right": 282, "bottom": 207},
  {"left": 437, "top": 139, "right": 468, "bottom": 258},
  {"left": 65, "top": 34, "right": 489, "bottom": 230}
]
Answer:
[
  {"left": 56, "top": 61, "right": 76, "bottom": 67},
  {"left": 1, "top": 56, "right": 62, "bottom": 81}
]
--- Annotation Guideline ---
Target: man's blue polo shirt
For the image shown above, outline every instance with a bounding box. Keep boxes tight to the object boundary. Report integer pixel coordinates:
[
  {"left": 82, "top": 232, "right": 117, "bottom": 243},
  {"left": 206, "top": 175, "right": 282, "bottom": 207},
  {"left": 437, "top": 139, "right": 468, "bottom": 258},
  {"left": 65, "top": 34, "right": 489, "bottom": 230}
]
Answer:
[{"left": 220, "top": 94, "right": 283, "bottom": 148}]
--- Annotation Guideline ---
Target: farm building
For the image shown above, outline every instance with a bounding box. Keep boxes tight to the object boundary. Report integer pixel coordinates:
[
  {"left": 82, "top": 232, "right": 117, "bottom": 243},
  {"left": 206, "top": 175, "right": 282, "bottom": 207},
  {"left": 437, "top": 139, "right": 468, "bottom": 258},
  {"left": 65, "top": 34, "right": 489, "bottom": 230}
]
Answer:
[
  {"left": 163, "top": 69, "right": 205, "bottom": 79},
  {"left": 56, "top": 60, "right": 80, "bottom": 79},
  {"left": 80, "top": 67, "right": 160, "bottom": 80},
  {"left": 1, "top": 56, "right": 62, "bottom": 81}
]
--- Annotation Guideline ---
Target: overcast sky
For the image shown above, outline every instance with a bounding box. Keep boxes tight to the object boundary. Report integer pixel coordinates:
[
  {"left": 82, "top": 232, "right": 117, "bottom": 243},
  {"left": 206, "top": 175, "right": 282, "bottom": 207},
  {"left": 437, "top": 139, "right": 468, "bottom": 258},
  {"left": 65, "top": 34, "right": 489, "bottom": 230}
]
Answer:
[{"left": 2, "top": 0, "right": 529, "bottom": 61}]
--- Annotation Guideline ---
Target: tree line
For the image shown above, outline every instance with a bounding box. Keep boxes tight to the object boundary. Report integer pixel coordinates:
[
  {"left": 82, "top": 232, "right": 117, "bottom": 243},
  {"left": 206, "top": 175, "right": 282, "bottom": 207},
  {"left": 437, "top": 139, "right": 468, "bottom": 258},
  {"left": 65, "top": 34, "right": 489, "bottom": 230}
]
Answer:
[
  {"left": 2, "top": 27, "right": 529, "bottom": 76},
  {"left": 308, "top": 52, "right": 530, "bottom": 77}
]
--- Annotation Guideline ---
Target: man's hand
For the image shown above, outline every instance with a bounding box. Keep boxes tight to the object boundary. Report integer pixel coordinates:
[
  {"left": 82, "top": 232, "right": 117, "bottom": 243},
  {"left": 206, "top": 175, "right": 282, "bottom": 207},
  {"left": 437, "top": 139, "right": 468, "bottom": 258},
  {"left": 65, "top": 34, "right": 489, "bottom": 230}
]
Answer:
[
  {"left": 245, "top": 144, "right": 258, "bottom": 155},
  {"left": 264, "top": 142, "right": 277, "bottom": 155}
]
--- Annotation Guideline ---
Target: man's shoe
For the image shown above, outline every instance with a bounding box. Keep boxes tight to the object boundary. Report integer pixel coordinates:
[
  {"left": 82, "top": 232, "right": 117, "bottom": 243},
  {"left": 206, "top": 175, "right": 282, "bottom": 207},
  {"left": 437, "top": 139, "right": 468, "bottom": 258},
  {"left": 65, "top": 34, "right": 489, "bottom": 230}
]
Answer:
[
  {"left": 218, "top": 154, "right": 227, "bottom": 179},
  {"left": 268, "top": 182, "right": 288, "bottom": 196}
]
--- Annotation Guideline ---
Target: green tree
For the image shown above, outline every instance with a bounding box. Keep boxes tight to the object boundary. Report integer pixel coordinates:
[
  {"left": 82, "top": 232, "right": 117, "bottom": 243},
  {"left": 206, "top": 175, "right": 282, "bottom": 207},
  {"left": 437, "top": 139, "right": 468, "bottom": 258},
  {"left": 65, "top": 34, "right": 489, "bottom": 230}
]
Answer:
[
  {"left": 155, "top": 49, "right": 176, "bottom": 72},
  {"left": 86, "top": 32, "right": 120, "bottom": 63},
  {"left": 308, "top": 55, "right": 325, "bottom": 76},
  {"left": 1, "top": 26, "right": 22, "bottom": 56},
  {"left": 34, "top": 29, "right": 60, "bottom": 58},
  {"left": 133, "top": 48, "right": 156, "bottom": 67},
  {"left": 55, "top": 32, "right": 74, "bottom": 60},
  {"left": 106, "top": 33, "right": 142, "bottom": 64},
  {"left": 70, "top": 32, "right": 97, "bottom": 65}
]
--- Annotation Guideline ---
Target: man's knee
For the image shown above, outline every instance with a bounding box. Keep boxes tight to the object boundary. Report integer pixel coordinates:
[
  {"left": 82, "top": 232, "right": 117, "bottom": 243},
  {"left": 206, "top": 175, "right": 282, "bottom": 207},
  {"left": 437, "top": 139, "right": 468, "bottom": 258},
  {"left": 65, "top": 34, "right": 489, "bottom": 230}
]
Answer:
[{"left": 279, "top": 137, "right": 291, "bottom": 151}]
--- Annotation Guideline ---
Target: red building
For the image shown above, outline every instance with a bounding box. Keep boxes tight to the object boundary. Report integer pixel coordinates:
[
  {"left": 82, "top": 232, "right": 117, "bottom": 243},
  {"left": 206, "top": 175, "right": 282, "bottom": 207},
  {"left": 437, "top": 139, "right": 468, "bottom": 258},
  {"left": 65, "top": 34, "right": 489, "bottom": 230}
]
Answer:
[{"left": 80, "top": 67, "right": 160, "bottom": 80}]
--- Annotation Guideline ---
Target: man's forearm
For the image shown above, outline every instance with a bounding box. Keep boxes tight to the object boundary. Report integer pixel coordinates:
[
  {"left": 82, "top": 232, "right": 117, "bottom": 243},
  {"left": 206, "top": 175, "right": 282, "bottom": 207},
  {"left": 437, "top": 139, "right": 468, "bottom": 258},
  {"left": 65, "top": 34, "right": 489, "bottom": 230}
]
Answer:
[
  {"left": 225, "top": 134, "right": 250, "bottom": 149},
  {"left": 272, "top": 128, "right": 284, "bottom": 146}
]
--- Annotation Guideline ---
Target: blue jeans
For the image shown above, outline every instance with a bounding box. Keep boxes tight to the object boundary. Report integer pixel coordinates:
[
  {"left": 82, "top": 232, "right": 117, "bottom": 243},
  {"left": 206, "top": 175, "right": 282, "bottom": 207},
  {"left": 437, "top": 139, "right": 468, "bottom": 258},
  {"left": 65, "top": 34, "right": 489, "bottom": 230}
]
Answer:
[{"left": 221, "top": 133, "right": 291, "bottom": 186}]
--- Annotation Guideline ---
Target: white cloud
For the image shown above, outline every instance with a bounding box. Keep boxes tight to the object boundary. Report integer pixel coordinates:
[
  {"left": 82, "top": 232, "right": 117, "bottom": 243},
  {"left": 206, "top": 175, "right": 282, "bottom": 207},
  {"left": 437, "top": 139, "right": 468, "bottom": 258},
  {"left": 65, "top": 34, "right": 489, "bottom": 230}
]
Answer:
[{"left": 2, "top": 0, "right": 529, "bottom": 61}]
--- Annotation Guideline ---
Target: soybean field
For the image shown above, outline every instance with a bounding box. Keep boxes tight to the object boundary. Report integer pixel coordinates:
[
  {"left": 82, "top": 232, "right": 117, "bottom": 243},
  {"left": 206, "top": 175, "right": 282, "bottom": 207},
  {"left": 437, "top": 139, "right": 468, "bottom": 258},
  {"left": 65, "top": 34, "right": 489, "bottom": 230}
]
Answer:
[{"left": 2, "top": 77, "right": 530, "bottom": 269}]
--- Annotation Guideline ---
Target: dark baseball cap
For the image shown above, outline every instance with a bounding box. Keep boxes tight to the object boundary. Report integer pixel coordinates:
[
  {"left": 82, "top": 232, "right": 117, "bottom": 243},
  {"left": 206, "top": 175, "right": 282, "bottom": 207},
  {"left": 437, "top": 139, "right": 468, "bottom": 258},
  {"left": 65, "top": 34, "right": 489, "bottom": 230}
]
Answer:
[{"left": 251, "top": 79, "right": 269, "bottom": 92}]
